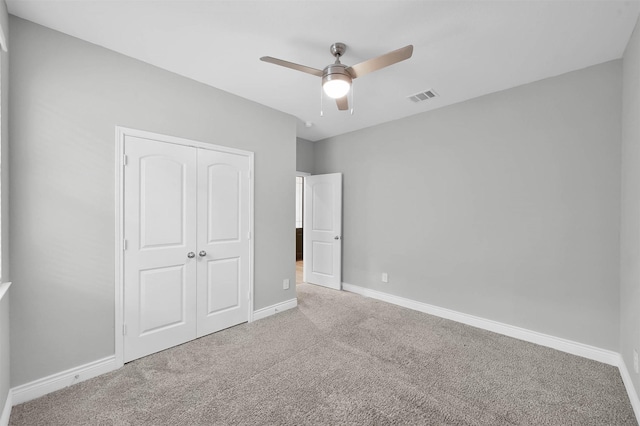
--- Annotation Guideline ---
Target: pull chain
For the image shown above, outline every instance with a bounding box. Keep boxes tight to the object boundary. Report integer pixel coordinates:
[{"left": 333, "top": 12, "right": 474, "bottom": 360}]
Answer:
[{"left": 350, "top": 83, "right": 354, "bottom": 115}]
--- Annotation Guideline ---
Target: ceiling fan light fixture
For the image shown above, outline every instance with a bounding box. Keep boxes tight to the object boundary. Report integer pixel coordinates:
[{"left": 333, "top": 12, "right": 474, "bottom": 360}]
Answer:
[
  {"left": 322, "top": 64, "right": 352, "bottom": 99},
  {"left": 323, "top": 78, "right": 350, "bottom": 99}
]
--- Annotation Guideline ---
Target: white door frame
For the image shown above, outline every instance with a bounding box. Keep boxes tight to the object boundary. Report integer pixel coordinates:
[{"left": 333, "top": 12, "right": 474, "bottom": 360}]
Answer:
[
  {"left": 114, "top": 126, "right": 255, "bottom": 368},
  {"left": 296, "top": 171, "right": 311, "bottom": 241},
  {"left": 295, "top": 172, "right": 311, "bottom": 282}
]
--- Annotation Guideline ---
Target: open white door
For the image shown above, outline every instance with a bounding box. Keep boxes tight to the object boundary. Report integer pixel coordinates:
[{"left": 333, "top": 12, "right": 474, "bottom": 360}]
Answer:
[{"left": 303, "top": 173, "right": 342, "bottom": 290}]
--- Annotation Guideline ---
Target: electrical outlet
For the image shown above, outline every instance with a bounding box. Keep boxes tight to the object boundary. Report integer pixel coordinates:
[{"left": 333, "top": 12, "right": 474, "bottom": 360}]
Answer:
[
  {"left": 381, "top": 273, "right": 388, "bottom": 283},
  {"left": 634, "top": 349, "right": 639, "bottom": 374},
  {"left": 283, "top": 279, "right": 290, "bottom": 290}
]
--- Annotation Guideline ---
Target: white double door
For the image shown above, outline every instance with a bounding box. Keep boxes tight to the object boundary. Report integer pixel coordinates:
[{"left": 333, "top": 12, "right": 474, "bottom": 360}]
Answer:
[{"left": 123, "top": 136, "right": 250, "bottom": 362}]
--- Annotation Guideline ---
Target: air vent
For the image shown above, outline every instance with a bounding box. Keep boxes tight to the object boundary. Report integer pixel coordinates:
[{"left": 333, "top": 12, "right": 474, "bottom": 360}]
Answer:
[{"left": 408, "top": 89, "right": 438, "bottom": 103}]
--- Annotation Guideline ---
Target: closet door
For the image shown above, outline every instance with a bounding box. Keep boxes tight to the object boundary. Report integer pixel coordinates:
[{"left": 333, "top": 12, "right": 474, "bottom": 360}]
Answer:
[
  {"left": 196, "top": 148, "right": 250, "bottom": 337},
  {"left": 123, "top": 137, "right": 198, "bottom": 362}
]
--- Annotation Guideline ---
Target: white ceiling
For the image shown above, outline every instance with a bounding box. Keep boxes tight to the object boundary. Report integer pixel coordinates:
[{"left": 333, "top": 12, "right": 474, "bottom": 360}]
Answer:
[{"left": 6, "top": 0, "right": 640, "bottom": 141}]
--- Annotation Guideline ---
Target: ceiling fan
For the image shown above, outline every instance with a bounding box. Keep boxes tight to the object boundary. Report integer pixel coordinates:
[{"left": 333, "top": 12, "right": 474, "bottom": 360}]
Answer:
[{"left": 260, "top": 42, "right": 414, "bottom": 111}]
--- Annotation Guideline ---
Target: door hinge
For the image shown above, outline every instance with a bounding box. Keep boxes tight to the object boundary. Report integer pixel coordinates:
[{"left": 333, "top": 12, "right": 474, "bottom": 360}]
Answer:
[
  {"left": 247, "top": 231, "right": 251, "bottom": 240},
  {"left": 123, "top": 155, "right": 128, "bottom": 166},
  {"left": 122, "top": 324, "right": 127, "bottom": 336},
  {"left": 123, "top": 239, "right": 128, "bottom": 251}
]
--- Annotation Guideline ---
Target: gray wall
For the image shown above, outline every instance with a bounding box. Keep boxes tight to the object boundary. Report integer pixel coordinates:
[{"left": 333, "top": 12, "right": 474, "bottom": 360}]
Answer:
[
  {"left": 9, "top": 17, "right": 296, "bottom": 387},
  {"left": 620, "top": 16, "right": 640, "bottom": 399},
  {"left": 296, "top": 137, "right": 314, "bottom": 173},
  {"left": 314, "top": 60, "right": 622, "bottom": 350}
]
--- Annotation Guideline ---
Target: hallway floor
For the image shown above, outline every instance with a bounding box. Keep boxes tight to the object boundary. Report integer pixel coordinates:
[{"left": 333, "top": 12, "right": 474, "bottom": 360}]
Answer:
[{"left": 296, "top": 260, "right": 303, "bottom": 284}]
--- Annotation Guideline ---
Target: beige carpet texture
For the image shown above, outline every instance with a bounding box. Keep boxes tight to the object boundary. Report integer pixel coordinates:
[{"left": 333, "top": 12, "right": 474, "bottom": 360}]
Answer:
[{"left": 9, "top": 283, "right": 637, "bottom": 425}]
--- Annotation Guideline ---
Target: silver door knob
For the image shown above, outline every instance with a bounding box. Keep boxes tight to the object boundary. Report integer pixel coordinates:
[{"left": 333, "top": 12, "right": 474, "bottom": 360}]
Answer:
[
  {"left": 199, "top": 250, "right": 207, "bottom": 257},
  {"left": 187, "top": 252, "right": 195, "bottom": 258},
  {"left": 334, "top": 236, "right": 341, "bottom": 240}
]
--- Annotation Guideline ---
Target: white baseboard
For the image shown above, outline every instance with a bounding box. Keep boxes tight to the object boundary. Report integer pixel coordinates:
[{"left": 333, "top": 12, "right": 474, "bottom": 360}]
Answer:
[
  {"left": 252, "top": 298, "right": 297, "bottom": 321},
  {"left": 0, "top": 389, "right": 11, "bottom": 426},
  {"left": 342, "top": 282, "right": 619, "bottom": 366},
  {"left": 11, "top": 355, "right": 118, "bottom": 406},
  {"left": 619, "top": 356, "right": 640, "bottom": 421},
  {"left": 342, "top": 283, "right": 640, "bottom": 421},
  {"left": 7, "top": 298, "right": 296, "bottom": 406}
]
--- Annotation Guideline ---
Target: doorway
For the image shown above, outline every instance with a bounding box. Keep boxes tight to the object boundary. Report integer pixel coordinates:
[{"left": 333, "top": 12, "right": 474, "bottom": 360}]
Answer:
[{"left": 295, "top": 172, "right": 310, "bottom": 284}]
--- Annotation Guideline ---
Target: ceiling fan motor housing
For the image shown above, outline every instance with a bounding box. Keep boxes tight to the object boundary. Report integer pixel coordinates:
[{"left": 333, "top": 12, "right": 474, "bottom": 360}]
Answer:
[
  {"left": 322, "top": 64, "right": 353, "bottom": 87},
  {"left": 322, "top": 64, "right": 353, "bottom": 84}
]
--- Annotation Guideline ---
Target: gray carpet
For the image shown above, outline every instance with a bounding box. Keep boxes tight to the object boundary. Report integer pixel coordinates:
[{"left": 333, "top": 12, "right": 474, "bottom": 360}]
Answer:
[{"left": 10, "top": 283, "right": 637, "bottom": 425}]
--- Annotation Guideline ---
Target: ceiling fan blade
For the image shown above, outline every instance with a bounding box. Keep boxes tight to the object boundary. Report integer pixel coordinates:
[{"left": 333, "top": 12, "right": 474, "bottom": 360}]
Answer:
[
  {"left": 346, "top": 45, "right": 413, "bottom": 79},
  {"left": 260, "top": 56, "right": 323, "bottom": 77},
  {"left": 336, "top": 96, "right": 349, "bottom": 111}
]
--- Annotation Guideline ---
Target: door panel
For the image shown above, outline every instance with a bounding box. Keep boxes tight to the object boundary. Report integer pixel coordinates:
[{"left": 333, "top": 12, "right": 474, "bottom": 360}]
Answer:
[
  {"left": 304, "top": 173, "right": 342, "bottom": 290},
  {"left": 123, "top": 136, "right": 198, "bottom": 362},
  {"left": 312, "top": 182, "right": 334, "bottom": 231},
  {"left": 140, "top": 157, "right": 187, "bottom": 249},
  {"left": 207, "top": 164, "right": 241, "bottom": 242},
  {"left": 196, "top": 148, "right": 250, "bottom": 337},
  {"left": 139, "top": 265, "right": 187, "bottom": 335},
  {"left": 207, "top": 257, "right": 240, "bottom": 314},
  {"left": 311, "top": 241, "right": 334, "bottom": 276}
]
